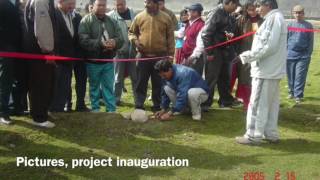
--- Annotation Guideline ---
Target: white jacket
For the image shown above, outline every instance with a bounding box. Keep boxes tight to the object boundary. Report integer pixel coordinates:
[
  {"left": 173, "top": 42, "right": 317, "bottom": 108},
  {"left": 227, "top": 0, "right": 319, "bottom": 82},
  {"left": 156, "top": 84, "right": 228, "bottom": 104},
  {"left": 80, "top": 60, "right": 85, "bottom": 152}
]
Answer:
[{"left": 240, "top": 9, "right": 287, "bottom": 79}]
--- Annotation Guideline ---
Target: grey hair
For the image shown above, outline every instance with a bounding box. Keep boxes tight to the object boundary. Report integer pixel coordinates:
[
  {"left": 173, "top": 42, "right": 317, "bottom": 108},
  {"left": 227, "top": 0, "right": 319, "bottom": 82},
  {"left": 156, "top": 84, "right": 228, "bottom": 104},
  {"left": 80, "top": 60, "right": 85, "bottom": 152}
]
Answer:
[{"left": 255, "top": 0, "right": 278, "bottom": 9}]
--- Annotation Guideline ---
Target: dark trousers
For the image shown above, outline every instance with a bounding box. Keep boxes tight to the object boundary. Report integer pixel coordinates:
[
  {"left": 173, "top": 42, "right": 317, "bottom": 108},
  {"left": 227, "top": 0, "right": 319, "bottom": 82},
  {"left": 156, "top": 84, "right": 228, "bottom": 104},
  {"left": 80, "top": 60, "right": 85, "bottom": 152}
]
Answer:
[
  {"left": 135, "top": 59, "right": 162, "bottom": 109},
  {"left": 0, "top": 58, "right": 14, "bottom": 118},
  {"left": 50, "top": 63, "right": 72, "bottom": 112},
  {"left": 29, "top": 61, "right": 55, "bottom": 122},
  {"left": 204, "top": 50, "right": 234, "bottom": 107},
  {"left": 67, "top": 61, "right": 87, "bottom": 109},
  {"left": 287, "top": 58, "right": 311, "bottom": 99},
  {"left": 11, "top": 60, "right": 29, "bottom": 113}
]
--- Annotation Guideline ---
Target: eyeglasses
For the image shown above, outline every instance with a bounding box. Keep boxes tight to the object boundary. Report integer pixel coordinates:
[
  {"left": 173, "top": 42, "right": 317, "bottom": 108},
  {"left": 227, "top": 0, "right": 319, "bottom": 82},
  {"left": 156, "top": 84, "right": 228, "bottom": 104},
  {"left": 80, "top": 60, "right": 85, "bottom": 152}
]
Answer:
[{"left": 294, "top": 11, "right": 304, "bottom": 15}]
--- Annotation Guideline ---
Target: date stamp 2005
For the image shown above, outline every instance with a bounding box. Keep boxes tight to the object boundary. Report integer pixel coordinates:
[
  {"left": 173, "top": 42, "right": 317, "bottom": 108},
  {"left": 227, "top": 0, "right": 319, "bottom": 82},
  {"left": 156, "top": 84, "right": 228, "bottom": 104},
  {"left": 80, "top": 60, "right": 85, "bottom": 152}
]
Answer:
[{"left": 243, "top": 171, "right": 296, "bottom": 180}]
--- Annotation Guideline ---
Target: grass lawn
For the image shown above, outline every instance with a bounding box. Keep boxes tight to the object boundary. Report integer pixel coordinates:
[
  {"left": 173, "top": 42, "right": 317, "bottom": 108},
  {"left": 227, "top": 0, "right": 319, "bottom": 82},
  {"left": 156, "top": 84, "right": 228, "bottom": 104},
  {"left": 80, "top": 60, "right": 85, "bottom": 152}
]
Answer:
[{"left": 1, "top": 39, "right": 320, "bottom": 180}]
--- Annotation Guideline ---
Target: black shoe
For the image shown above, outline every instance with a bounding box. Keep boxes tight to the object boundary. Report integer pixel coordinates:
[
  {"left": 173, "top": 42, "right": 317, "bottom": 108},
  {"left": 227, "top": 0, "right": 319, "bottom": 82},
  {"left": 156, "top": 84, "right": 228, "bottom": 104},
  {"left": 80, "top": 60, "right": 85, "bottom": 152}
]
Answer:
[
  {"left": 123, "top": 87, "right": 128, "bottom": 93},
  {"left": 151, "top": 106, "right": 161, "bottom": 112},
  {"left": 135, "top": 105, "right": 145, "bottom": 110},
  {"left": 64, "top": 107, "right": 74, "bottom": 113},
  {"left": 75, "top": 106, "right": 91, "bottom": 112},
  {"left": 201, "top": 106, "right": 210, "bottom": 112},
  {"left": 219, "top": 104, "right": 232, "bottom": 108}
]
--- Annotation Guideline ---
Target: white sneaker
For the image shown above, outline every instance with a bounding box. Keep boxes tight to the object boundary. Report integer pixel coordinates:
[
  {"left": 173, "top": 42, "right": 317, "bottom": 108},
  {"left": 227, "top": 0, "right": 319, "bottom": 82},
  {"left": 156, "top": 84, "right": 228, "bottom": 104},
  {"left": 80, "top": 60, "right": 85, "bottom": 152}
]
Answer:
[
  {"left": 32, "top": 121, "right": 55, "bottom": 128},
  {"left": 192, "top": 114, "right": 201, "bottom": 121},
  {"left": 0, "top": 117, "right": 13, "bottom": 125}
]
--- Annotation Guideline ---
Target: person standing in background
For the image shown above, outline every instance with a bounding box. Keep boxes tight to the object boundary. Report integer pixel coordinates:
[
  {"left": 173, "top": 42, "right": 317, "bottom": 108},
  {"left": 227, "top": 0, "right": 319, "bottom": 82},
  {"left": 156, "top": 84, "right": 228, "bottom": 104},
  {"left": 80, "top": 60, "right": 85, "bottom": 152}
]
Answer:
[
  {"left": 235, "top": 0, "right": 287, "bottom": 145},
  {"left": 50, "top": 0, "right": 78, "bottom": 113},
  {"left": 79, "top": 0, "right": 123, "bottom": 113},
  {"left": 25, "top": 0, "right": 57, "bottom": 128},
  {"left": 0, "top": 0, "right": 22, "bottom": 125},
  {"left": 201, "top": 0, "right": 239, "bottom": 110},
  {"left": 158, "top": 0, "right": 178, "bottom": 30},
  {"left": 174, "top": 9, "right": 188, "bottom": 65},
  {"left": 108, "top": 0, "right": 137, "bottom": 106},
  {"left": 287, "top": 5, "right": 314, "bottom": 104},
  {"left": 232, "top": 0, "right": 263, "bottom": 111},
  {"left": 128, "top": 0, "right": 174, "bottom": 112},
  {"left": 181, "top": 3, "right": 205, "bottom": 75}
]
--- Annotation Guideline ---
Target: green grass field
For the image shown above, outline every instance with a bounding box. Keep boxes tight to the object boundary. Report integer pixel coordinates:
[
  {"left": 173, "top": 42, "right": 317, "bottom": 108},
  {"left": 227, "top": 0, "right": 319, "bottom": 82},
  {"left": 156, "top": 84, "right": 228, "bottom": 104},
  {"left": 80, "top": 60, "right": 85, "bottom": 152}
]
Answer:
[{"left": 1, "top": 36, "right": 320, "bottom": 179}]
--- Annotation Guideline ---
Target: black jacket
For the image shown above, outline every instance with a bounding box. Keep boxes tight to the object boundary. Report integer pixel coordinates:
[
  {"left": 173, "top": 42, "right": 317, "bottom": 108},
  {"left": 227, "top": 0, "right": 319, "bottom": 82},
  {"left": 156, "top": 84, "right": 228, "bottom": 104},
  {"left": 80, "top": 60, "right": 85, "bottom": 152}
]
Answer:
[
  {"left": 55, "top": 9, "right": 83, "bottom": 63},
  {"left": 0, "top": 0, "right": 22, "bottom": 51},
  {"left": 201, "top": 4, "right": 235, "bottom": 57}
]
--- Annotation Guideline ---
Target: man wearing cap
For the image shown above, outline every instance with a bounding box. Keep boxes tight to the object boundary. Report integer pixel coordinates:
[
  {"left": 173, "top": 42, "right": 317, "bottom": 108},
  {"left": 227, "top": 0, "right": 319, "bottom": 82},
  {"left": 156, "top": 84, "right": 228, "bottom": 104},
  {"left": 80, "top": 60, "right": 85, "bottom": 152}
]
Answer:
[
  {"left": 235, "top": 0, "right": 287, "bottom": 145},
  {"left": 128, "top": 0, "right": 175, "bottom": 112},
  {"left": 287, "top": 5, "right": 314, "bottom": 104},
  {"left": 181, "top": 3, "right": 205, "bottom": 75},
  {"left": 158, "top": 0, "right": 178, "bottom": 30}
]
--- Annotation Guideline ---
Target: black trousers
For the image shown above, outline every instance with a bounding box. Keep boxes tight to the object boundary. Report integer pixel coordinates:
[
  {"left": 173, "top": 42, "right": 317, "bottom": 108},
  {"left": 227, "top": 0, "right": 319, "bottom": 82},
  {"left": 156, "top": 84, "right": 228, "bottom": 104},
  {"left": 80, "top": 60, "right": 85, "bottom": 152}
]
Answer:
[
  {"left": 135, "top": 59, "right": 162, "bottom": 109},
  {"left": 11, "top": 60, "right": 29, "bottom": 113},
  {"left": 0, "top": 58, "right": 14, "bottom": 118},
  {"left": 71, "top": 60, "right": 87, "bottom": 109},
  {"left": 204, "top": 49, "right": 235, "bottom": 107},
  {"left": 50, "top": 62, "right": 72, "bottom": 112},
  {"left": 29, "top": 61, "right": 55, "bottom": 122}
]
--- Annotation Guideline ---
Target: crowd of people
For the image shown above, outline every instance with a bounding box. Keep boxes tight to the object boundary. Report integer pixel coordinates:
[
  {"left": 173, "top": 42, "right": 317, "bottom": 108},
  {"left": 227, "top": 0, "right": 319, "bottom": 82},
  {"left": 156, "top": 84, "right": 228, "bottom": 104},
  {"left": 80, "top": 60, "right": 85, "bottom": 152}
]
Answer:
[{"left": 0, "top": 0, "right": 314, "bottom": 145}]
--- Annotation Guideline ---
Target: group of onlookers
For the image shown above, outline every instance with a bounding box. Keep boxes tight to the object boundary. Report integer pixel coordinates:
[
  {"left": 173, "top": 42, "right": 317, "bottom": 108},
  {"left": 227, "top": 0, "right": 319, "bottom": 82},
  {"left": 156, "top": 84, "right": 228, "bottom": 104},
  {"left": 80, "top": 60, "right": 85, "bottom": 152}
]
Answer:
[{"left": 0, "top": 0, "right": 315, "bottom": 146}]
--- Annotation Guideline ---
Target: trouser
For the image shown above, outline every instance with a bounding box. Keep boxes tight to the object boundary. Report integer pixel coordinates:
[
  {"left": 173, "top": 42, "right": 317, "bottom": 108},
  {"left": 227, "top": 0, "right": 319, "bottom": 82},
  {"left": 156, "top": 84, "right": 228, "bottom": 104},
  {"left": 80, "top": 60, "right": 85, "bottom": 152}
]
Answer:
[
  {"left": 114, "top": 53, "right": 137, "bottom": 104},
  {"left": 87, "top": 63, "right": 115, "bottom": 112},
  {"left": 135, "top": 59, "right": 162, "bottom": 109},
  {"left": 244, "top": 78, "right": 280, "bottom": 142},
  {"left": 50, "top": 63, "right": 72, "bottom": 112},
  {"left": 188, "top": 54, "right": 205, "bottom": 76},
  {"left": 164, "top": 86, "right": 208, "bottom": 116},
  {"left": 0, "top": 58, "right": 14, "bottom": 118},
  {"left": 66, "top": 60, "right": 87, "bottom": 109},
  {"left": 28, "top": 61, "right": 55, "bottom": 123},
  {"left": 204, "top": 51, "right": 234, "bottom": 107},
  {"left": 287, "top": 58, "right": 311, "bottom": 99},
  {"left": 11, "top": 60, "right": 29, "bottom": 112}
]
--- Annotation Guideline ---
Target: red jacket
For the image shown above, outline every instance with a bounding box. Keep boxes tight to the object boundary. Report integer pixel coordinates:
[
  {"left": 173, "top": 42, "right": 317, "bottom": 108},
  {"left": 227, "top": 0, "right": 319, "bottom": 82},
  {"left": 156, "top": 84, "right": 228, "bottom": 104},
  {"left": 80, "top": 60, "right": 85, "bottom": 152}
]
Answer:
[{"left": 182, "top": 18, "right": 204, "bottom": 59}]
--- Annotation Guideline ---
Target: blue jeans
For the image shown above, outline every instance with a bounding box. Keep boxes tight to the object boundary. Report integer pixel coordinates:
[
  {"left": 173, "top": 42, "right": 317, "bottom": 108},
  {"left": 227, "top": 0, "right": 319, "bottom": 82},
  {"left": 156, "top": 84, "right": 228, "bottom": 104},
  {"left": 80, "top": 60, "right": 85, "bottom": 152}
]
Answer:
[
  {"left": 287, "top": 58, "right": 311, "bottom": 98},
  {"left": 87, "top": 63, "right": 116, "bottom": 112}
]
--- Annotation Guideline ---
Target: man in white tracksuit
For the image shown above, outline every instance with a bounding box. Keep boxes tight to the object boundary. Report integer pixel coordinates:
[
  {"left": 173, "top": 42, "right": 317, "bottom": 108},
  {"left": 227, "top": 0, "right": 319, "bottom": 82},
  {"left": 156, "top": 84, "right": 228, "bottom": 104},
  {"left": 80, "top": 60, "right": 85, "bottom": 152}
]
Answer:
[{"left": 235, "top": 0, "right": 287, "bottom": 145}]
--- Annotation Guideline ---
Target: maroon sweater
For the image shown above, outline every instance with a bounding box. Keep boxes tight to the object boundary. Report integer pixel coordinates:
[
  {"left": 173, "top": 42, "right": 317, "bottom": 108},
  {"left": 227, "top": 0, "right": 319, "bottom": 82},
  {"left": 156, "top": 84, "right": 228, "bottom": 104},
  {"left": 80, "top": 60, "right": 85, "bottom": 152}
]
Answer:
[{"left": 182, "top": 18, "right": 204, "bottom": 59}]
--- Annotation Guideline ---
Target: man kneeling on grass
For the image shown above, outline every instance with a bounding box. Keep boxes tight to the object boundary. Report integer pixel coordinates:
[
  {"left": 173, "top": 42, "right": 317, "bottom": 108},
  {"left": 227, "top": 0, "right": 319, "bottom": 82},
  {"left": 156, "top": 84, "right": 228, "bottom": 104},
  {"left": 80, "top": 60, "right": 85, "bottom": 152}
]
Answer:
[{"left": 154, "top": 60, "right": 209, "bottom": 121}]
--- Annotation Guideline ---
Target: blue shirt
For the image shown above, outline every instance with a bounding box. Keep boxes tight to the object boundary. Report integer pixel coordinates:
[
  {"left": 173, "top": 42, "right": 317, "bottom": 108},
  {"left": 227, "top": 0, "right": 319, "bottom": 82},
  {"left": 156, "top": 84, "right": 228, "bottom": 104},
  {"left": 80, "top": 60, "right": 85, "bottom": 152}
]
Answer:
[
  {"left": 287, "top": 20, "right": 314, "bottom": 60},
  {"left": 161, "top": 65, "right": 209, "bottom": 112}
]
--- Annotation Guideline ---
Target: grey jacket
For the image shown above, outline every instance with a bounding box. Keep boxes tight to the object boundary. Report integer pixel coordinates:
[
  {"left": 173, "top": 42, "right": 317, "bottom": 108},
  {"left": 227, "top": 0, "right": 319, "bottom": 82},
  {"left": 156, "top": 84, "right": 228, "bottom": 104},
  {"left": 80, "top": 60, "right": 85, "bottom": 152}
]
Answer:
[{"left": 107, "top": 9, "right": 136, "bottom": 57}]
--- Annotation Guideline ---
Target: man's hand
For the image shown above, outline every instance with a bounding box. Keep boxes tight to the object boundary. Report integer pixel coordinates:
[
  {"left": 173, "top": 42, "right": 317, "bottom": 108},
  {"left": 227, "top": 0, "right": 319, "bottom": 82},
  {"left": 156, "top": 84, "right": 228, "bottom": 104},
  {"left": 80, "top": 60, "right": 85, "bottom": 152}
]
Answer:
[
  {"left": 232, "top": 56, "right": 241, "bottom": 65},
  {"left": 134, "top": 40, "right": 144, "bottom": 53},
  {"left": 105, "top": 39, "right": 116, "bottom": 50},
  {"left": 167, "top": 56, "right": 174, "bottom": 63},
  {"left": 46, "top": 60, "right": 57, "bottom": 67},
  {"left": 225, "top": 31, "right": 234, "bottom": 40},
  {"left": 160, "top": 111, "right": 173, "bottom": 121},
  {"left": 207, "top": 55, "right": 215, "bottom": 62},
  {"left": 155, "top": 109, "right": 166, "bottom": 119}
]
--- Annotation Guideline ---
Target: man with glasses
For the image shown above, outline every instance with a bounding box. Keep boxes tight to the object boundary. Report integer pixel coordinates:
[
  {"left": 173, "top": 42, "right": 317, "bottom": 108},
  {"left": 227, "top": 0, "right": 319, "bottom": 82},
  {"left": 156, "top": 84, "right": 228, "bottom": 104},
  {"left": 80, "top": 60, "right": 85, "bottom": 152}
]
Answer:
[{"left": 286, "top": 5, "right": 314, "bottom": 104}]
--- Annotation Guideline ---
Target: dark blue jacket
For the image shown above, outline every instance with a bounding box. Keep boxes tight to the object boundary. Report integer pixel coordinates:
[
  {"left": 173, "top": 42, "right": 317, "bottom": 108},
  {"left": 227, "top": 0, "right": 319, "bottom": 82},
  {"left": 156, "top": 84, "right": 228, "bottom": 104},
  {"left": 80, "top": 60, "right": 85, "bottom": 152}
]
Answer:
[
  {"left": 161, "top": 65, "right": 209, "bottom": 112},
  {"left": 287, "top": 21, "right": 314, "bottom": 60}
]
